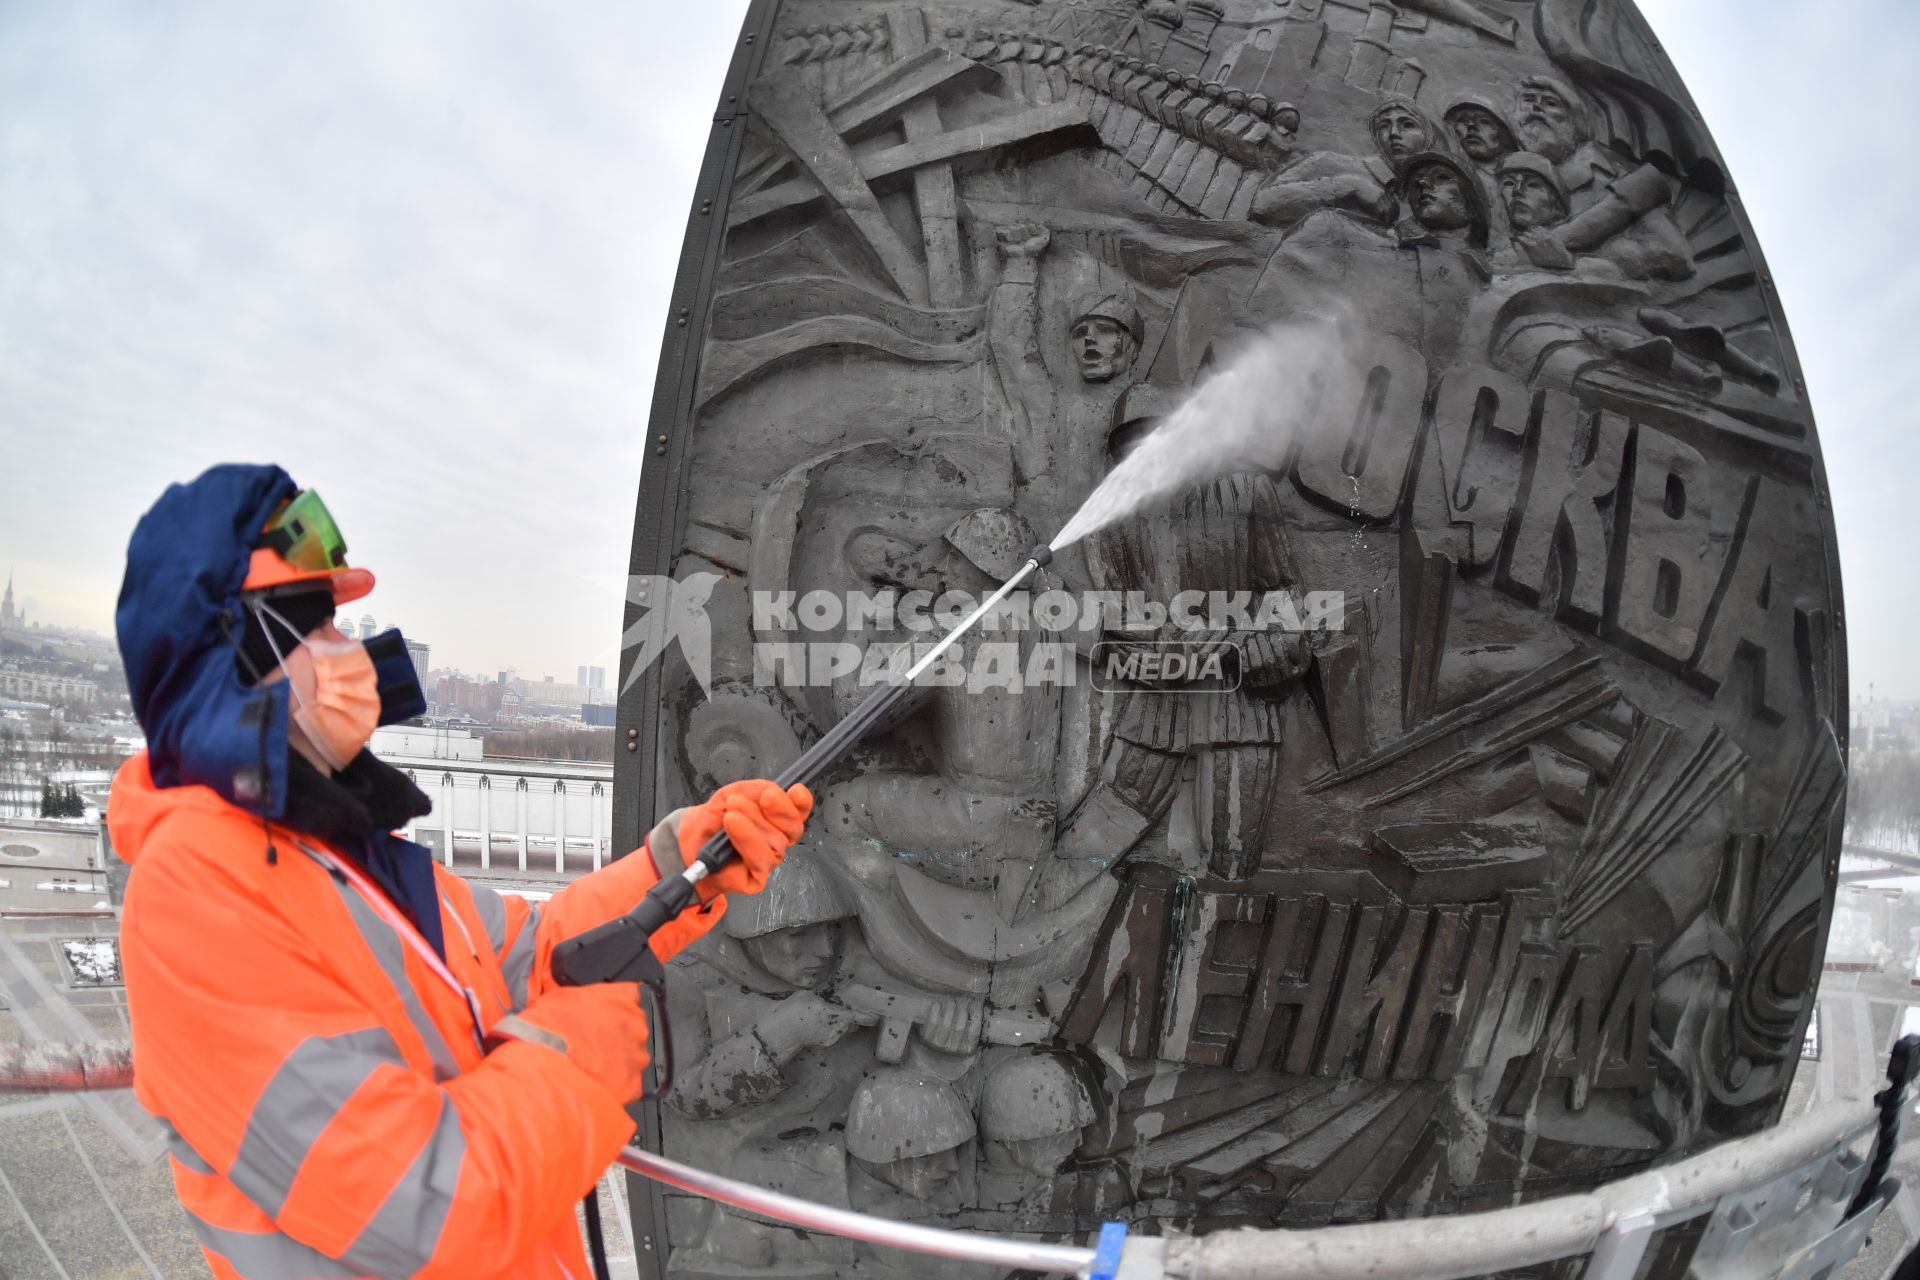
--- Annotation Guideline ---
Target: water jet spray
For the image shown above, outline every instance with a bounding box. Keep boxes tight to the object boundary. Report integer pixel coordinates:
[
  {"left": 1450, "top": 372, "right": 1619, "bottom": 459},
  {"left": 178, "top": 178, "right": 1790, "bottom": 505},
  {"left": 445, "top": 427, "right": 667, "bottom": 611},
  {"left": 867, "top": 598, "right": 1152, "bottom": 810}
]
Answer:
[{"left": 554, "top": 316, "right": 1355, "bottom": 991}]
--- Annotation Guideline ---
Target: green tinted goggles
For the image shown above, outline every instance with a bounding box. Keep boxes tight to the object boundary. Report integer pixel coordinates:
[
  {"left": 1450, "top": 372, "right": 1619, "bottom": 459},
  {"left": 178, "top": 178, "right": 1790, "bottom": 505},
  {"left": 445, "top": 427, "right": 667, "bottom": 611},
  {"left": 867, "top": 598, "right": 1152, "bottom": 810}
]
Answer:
[{"left": 258, "top": 489, "right": 349, "bottom": 572}]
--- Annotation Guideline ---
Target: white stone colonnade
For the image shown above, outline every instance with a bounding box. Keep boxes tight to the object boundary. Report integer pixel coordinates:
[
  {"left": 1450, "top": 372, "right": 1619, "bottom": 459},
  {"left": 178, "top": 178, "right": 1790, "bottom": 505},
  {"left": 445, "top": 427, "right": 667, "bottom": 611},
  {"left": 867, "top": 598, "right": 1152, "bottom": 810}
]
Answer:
[{"left": 396, "top": 762, "right": 614, "bottom": 876}]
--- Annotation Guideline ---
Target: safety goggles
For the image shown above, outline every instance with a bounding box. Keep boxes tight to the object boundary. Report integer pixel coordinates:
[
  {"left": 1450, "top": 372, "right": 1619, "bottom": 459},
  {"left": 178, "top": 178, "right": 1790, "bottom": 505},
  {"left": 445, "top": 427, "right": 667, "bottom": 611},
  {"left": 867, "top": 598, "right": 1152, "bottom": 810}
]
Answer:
[{"left": 257, "top": 490, "right": 349, "bottom": 573}]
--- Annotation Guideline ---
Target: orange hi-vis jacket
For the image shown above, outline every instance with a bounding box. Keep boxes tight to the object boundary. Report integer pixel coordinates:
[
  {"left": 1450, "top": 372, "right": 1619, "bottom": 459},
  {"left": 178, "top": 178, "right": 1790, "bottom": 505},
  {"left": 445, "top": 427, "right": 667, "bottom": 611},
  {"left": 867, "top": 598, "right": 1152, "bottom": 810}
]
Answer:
[{"left": 110, "top": 753, "right": 722, "bottom": 1280}]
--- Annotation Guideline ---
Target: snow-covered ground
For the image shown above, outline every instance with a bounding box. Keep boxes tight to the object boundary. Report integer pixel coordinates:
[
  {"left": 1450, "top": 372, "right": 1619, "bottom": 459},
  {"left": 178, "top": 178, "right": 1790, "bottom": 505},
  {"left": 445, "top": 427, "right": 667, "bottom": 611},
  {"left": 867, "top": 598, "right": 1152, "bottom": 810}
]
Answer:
[{"left": 60, "top": 936, "right": 120, "bottom": 986}]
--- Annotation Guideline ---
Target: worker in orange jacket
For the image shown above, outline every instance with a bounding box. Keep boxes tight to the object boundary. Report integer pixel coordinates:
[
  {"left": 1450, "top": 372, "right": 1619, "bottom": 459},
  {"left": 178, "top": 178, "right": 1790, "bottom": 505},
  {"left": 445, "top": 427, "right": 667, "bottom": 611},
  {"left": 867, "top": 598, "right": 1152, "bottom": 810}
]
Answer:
[{"left": 109, "top": 465, "right": 813, "bottom": 1279}]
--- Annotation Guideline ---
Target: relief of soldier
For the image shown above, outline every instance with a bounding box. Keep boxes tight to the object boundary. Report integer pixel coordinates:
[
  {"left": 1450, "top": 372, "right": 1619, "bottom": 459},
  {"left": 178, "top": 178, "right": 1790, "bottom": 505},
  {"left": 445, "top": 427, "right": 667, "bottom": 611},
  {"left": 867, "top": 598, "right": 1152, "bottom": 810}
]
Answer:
[
  {"left": 664, "top": 854, "right": 865, "bottom": 1125},
  {"left": 1501, "top": 74, "right": 1696, "bottom": 280},
  {"left": 1445, "top": 92, "right": 1519, "bottom": 241},
  {"left": 832, "top": 501, "right": 1063, "bottom": 904},
  {"left": 1367, "top": 96, "right": 1445, "bottom": 187},
  {"left": 1070, "top": 289, "right": 1145, "bottom": 386},
  {"left": 1239, "top": 70, "right": 1729, "bottom": 404},
  {"left": 1446, "top": 93, "right": 1519, "bottom": 167},
  {"left": 987, "top": 221, "right": 1147, "bottom": 529},
  {"left": 1063, "top": 384, "right": 1310, "bottom": 884},
  {"left": 1248, "top": 101, "right": 1402, "bottom": 232},
  {"left": 975, "top": 1051, "right": 1098, "bottom": 1215},
  {"left": 847, "top": 1071, "right": 978, "bottom": 1220},
  {"left": 1397, "top": 150, "right": 1492, "bottom": 253}
]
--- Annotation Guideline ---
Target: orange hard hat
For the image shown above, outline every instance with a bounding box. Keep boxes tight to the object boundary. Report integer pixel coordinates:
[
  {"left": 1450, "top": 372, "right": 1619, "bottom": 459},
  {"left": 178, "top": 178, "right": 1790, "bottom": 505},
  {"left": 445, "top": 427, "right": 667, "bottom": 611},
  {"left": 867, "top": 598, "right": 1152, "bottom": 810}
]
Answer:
[
  {"left": 240, "top": 548, "right": 375, "bottom": 604},
  {"left": 239, "top": 489, "right": 374, "bottom": 604}
]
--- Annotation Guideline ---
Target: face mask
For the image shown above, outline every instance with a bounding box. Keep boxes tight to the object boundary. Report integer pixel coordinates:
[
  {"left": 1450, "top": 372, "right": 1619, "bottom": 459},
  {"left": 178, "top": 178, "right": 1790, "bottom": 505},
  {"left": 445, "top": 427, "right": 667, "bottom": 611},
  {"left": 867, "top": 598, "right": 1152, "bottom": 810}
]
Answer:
[{"left": 254, "top": 600, "right": 380, "bottom": 771}]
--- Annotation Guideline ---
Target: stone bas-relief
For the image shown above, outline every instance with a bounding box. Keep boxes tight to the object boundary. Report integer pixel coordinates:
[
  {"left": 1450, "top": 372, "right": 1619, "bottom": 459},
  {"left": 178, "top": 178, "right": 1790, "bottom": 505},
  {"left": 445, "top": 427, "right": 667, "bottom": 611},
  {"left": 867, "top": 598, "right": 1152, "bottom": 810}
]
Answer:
[{"left": 630, "top": 0, "right": 1843, "bottom": 1275}]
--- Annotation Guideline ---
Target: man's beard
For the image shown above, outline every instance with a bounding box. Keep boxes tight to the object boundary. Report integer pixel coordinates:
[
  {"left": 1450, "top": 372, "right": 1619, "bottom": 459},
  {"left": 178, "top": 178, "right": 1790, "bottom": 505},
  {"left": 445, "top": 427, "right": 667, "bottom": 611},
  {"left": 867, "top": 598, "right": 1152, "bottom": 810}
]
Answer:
[{"left": 1515, "top": 117, "right": 1576, "bottom": 162}]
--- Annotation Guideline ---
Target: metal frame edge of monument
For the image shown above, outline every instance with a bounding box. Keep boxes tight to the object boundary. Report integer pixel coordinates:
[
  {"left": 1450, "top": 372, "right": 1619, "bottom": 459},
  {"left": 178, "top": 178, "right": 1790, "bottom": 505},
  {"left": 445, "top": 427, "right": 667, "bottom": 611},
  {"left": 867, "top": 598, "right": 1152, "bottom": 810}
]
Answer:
[
  {"left": 616, "top": 1, "right": 781, "bottom": 1272},
  {"left": 1613, "top": 0, "right": 1850, "bottom": 1124}
]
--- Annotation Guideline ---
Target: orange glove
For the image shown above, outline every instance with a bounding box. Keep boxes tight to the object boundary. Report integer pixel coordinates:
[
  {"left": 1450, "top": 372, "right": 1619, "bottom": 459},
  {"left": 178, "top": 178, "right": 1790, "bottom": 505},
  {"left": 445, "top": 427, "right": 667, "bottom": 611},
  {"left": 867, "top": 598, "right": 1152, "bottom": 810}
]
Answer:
[
  {"left": 676, "top": 779, "right": 813, "bottom": 902},
  {"left": 495, "top": 982, "right": 651, "bottom": 1104}
]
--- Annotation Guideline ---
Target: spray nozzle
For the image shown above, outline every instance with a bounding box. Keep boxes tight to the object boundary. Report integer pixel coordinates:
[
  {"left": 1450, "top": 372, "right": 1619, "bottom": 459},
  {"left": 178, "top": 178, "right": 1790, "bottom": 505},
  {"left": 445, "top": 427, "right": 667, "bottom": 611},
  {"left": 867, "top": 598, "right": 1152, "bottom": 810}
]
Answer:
[{"left": 1028, "top": 544, "right": 1053, "bottom": 568}]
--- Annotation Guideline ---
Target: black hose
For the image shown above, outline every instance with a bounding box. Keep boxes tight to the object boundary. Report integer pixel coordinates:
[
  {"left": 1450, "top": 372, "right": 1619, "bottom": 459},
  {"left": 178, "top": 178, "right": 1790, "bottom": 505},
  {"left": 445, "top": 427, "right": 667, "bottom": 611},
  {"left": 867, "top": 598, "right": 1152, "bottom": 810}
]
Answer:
[{"left": 583, "top": 1187, "right": 612, "bottom": 1280}]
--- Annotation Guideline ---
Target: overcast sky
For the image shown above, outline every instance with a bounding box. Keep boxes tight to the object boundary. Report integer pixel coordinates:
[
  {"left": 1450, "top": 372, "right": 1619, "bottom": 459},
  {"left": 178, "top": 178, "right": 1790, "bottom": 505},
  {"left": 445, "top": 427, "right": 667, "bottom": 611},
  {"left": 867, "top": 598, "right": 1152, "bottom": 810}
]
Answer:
[
  {"left": 0, "top": 0, "right": 749, "bottom": 680},
  {"left": 0, "top": 1, "right": 1912, "bottom": 699}
]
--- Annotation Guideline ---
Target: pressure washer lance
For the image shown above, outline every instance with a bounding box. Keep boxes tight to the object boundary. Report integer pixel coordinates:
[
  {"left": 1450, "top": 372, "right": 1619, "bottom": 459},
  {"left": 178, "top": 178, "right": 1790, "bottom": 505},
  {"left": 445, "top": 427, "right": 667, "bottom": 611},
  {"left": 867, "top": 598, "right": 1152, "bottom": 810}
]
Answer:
[{"left": 549, "top": 543, "right": 1054, "bottom": 994}]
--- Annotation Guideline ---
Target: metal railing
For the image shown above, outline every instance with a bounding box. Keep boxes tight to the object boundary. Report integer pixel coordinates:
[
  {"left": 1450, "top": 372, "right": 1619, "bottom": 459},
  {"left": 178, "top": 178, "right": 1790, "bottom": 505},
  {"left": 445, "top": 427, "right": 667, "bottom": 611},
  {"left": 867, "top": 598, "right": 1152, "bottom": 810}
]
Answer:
[
  {"left": 613, "top": 1037, "right": 1919, "bottom": 1280},
  {"left": 617, "top": 1097, "right": 1888, "bottom": 1279},
  {"left": 1122, "top": 1097, "right": 1886, "bottom": 1280},
  {"left": 616, "top": 1144, "right": 1096, "bottom": 1274},
  {"left": 20, "top": 1035, "right": 1914, "bottom": 1280}
]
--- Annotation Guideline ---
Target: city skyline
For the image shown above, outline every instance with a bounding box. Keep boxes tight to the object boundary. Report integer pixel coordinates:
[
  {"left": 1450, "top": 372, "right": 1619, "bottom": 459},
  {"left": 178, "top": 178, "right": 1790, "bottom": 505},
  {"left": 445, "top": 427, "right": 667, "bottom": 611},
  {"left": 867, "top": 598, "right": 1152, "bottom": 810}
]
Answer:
[{"left": 0, "top": 565, "right": 611, "bottom": 689}]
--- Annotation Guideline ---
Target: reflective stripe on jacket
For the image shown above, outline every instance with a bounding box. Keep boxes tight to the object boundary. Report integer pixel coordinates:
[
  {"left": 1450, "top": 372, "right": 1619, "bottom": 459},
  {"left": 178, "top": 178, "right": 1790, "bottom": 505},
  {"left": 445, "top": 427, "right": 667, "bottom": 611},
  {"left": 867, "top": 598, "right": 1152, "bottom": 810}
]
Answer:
[{"left": 110, "top": 752, "right": 722, "bottom": 1280}]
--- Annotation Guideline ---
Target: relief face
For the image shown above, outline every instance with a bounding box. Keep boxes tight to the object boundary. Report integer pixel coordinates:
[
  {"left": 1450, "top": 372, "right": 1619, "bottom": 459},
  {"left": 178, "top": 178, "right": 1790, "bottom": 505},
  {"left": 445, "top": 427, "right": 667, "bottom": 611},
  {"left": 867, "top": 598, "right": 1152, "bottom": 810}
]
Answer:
[{"left": 628, "top": 1, "right": 1844, "bottom": 1273}]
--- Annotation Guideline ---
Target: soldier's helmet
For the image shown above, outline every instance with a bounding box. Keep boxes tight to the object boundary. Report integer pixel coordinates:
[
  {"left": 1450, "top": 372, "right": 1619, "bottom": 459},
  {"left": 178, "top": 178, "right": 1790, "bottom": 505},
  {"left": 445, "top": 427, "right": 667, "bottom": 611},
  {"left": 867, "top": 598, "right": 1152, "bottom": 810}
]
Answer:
[
  {"left": 720, "top": 853, "right": 852, "bottom": 939},
  {"left": 846, "top": 1070, "right": 976, "bottom": 1162},
  {"left": 1068, "top": 287, "right": 1144, "bottom": 344},
  {"left": 979, "top": 1052, "right": 1097, "bottom": 1142},
  {"left": 1496, "top": 151, "right": 1571, "bottom": 214},
  {"left": 1401, "top": 149, "right": 1492, "bottom": 244},
  {"left": 1444, "top": 92, "right": 1519, "bottom": 149}
]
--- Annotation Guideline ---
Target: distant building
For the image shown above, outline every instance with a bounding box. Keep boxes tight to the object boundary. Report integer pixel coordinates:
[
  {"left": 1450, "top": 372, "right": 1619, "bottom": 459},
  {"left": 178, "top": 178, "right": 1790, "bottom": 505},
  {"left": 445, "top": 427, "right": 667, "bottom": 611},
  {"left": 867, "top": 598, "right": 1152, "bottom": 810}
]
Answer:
[
  {"left": 371, "top": 724, "right": 483, "bottom": 761},
  {"left": 359, "top": 614, "right": 377, "bottom": 641},
  {"left": 0, "top": 815, "right": 109, "bottom": 914},
  {"left": 436, "top": 675, "right": 505, "bottom": 720},
  {"left": 0, "top": 571, "right": 17, "bottom": 635},
  {"left": 0, "top": 670, "right": 98, "bottom": 704},
  {"left": 405, "top": 639, "right": 431, "bottom": 678},
  {"left": 1854, "top": 688, "right": 1893, "bottom": 753},
  {"left": 386, "top": 749, "right": 615, "bottom": 875},
  {"left": 581, "top": 703, "right": 617, "bottom": 727},
  {"left": 588, "top": 666, "right": 606, "bottom": 690},
  {"left": 1826, "top": 884, "right": 1905, "bottom": 970},
  {"left": 516, "top": 678, "right": 594, "bottom": 712}
]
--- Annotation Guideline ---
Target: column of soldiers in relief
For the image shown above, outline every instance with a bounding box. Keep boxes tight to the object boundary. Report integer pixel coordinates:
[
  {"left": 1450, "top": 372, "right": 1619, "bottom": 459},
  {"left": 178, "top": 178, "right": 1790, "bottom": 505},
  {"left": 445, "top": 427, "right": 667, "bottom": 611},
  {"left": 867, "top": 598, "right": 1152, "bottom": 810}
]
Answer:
[{"left": 646, "top": 3, "right": 1839, "bottom": 1277}]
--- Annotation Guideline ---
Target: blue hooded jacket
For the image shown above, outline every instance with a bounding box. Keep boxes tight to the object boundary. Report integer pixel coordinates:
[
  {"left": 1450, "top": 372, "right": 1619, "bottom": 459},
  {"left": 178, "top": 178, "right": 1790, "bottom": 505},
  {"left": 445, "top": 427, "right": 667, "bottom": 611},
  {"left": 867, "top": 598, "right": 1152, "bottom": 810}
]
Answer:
[
  {"left": 118, "top": 464, "right": 446, "bottom": 957},
  {"left": 119, "top": 463, "right": 301, "bottom": 817}
]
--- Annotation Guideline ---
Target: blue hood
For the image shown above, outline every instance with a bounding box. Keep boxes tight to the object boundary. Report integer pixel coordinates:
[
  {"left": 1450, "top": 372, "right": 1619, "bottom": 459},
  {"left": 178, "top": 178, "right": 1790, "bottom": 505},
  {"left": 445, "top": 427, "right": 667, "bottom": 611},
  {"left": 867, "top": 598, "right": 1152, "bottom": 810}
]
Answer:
[{"left": 118, "top": 464, "right": 300, "bottom": 817}]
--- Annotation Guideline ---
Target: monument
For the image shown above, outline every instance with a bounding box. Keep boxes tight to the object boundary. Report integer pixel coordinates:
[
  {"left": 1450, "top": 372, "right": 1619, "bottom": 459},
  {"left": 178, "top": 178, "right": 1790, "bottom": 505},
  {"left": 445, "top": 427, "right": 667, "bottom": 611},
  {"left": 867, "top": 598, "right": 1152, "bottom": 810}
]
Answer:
[{"left": 615, "top": 2, "right": 1844, "bottom": 1275}]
